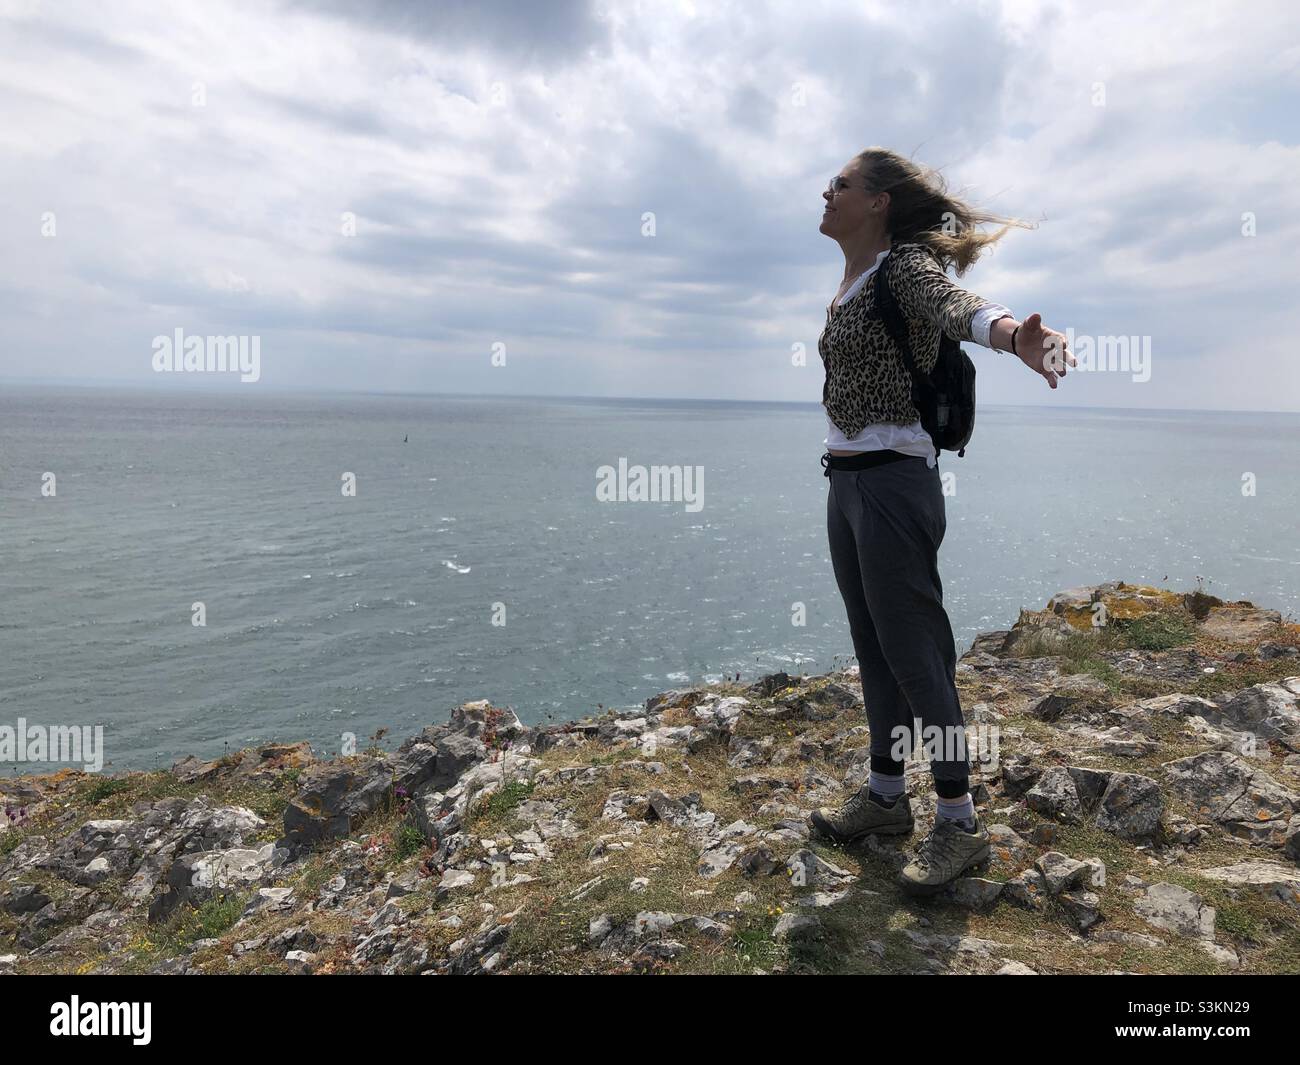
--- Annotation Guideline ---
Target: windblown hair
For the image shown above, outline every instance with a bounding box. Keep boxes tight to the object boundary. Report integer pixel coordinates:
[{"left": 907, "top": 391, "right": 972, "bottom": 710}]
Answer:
[{"left": 854, "top": 147, "right": 1036, "bottom": 277}]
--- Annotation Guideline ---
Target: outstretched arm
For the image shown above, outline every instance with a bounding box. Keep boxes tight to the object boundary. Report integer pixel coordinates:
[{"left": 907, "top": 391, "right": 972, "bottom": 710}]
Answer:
[{"left": 890, "top": 244, "right": 1076, "bottom": 388}]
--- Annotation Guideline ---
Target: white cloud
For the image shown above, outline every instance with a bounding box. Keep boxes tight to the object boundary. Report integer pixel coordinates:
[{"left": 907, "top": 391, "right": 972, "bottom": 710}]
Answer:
[{"left": 0, "top": 0, "right": 1297, "bottom": 410}]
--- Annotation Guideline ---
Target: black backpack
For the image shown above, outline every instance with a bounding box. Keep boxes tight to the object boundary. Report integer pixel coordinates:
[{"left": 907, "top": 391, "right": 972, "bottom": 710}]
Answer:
[{"left": 872, "top": 247, "right": 976, "bottom": 458}]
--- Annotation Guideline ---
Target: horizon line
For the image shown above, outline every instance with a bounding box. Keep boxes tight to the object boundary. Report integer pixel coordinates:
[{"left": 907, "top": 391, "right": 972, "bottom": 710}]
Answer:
[{"left": 1, "top": 378, "right": 1298, "bottom": 418}]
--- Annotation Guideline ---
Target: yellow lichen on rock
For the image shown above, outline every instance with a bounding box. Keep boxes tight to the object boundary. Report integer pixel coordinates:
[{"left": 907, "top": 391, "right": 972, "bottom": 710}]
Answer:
[{"left": 1047, "top": 583, "right": 1184, "bottom": 631}]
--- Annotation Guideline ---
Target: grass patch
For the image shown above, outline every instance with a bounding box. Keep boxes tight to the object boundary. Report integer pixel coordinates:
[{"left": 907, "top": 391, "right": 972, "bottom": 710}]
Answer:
[
  {"left": 730, "top": 920, "right": 781, "bottom": 971},
  {"left": 1250, "top": 921, "right": 1300, "bottom": 974},
  {"left": 1017, "top": 613, "right": 1193, "bottom": 665},
  {"left": 1025, "top": 632, "right": 1129, "bottom": 691},
  {"left": 1189, "top": 658, "right": 1300, "bottom": 698},
  {"left": 471, "top": 779, "right": 536, "bottom": 828},
  {"left": 1112, "top": 611, "right": 1195, "bottom": 651},
  {"left": 0, "top": 828, "right": 30, "bottom": 857},
  {"left": 392, "top": 822, "right": 426, "bottom": 861},
  {"left": 159, "top": 892, "right": 248, "bottom": 951},
  {"left": 76, "top": 776, "right": 135, "bottom": 805}
]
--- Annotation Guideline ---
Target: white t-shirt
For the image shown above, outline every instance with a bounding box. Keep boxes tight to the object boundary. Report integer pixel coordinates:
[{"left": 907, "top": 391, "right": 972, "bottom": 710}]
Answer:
[{"left": 823, "top": 248, "right": 1011, "bottom": 468}]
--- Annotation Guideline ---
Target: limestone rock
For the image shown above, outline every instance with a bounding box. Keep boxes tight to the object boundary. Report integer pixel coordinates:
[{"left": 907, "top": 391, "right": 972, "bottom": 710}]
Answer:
[
  {"left": 1208, "top": 679, "right": 1300, "bottom": 748},
  {"left": 772, "top": 913, "right": 822, "bottom": 940},
  {"left": 148, "top": 843, "right": 278, "bottom": 923},
  {"left": 1162, "top": 750, "right": 1297, "bottom": 847},
  {"left": 1199, "top": 861, "right": 1300, "bottom": 909},
  {"left": 1199, "top": 606, "right": 1283, "bottom": 642},
  {"left": 1026, "top": 766, "right": 1162, "bottom": 841},
  {"left": 946, "top": 877, "right": 1003, "bottom": 911},
  {"left": 1034, "top": 851, "right": 1091, "bottom": 895},
  {"left": 1133, "top": 882, "right": 1215, "bottom": 940}
]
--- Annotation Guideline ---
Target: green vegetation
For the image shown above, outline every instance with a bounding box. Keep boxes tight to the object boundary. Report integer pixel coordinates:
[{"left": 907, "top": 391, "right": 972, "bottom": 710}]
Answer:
[
  {"left": 1112, "top": 611, "right": 1195, "bottom": 651},
  {"left": 168, "top": 893, "right": 247, "bottom": 946},
  {"left": 392, "top": 822, "right": 426, "bottom": 860},
  {"left": 77, "top": 776, "right": 135, "bottom": 805},
  {"left": 472, "top": 778, "right": 535, "bottom": 826}
]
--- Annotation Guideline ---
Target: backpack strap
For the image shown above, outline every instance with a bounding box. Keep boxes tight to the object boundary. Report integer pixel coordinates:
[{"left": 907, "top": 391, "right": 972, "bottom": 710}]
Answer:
[
  {"left": 875, "top": 246, "right": 941, "bottom": 462},
  {"left": 873, "top": 246, "right": 923, "bottom": 385}
]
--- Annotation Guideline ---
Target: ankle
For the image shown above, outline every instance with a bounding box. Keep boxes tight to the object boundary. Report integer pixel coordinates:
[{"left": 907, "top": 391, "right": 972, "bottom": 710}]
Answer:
[
  {"left": 935, "top": 791, "right": 975, "bottom": 827},
  {"left": 866, "top": 769, "right": 906, "bottom": 805}
]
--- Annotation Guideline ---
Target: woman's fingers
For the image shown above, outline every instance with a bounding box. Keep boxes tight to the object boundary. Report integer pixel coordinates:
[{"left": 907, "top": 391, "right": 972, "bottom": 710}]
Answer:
[
  {"left": 1049, "top": 332, "right": 1069, "bottom": 376},
  {"left": 1036, "top": 322, "right": 1075, "bottom": 375},
  {"left": 1058, "top": 330, "right": 1076, "bottom": 367},
  {"left": 1017, "top": 313, "right": 1074, "bottom": 387},
  {"left": 1038, "top": 339, "right": 1062, "bottom": 388}
]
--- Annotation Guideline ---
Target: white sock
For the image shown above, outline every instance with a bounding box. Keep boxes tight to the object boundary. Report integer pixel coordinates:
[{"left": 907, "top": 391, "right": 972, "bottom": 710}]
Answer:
[
  {"left": 936, "top": 793, "right": 975, "bottom": 827},
  {"left": 867, "top": 770, "right": 905, "bottom": 801}
]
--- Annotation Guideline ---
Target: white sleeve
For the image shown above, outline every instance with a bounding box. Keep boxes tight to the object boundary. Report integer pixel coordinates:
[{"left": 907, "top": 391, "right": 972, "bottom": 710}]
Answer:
[{"left": 970, "top": 303, "right": 1014, "bottom": 349}]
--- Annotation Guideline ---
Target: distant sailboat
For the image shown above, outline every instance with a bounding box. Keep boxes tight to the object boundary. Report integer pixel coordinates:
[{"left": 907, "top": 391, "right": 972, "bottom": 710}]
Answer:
[{"left": 403, "top": 434, "right": 408, "bottom": 443}]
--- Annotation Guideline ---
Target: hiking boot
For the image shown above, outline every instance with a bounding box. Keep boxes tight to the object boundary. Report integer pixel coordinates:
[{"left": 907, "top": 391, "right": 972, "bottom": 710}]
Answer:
[
  {"left": 809, "top": 787, "right": 914, "bottom": 844},
  {"left": 897, "top": 814, "right": 991, "bottom": 895}
]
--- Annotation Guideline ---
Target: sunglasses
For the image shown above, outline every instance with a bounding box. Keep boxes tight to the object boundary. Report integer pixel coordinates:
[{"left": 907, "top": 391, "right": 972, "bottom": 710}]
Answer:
[{"left": 827, "top": 176, "right": 870, "bottom": 196}]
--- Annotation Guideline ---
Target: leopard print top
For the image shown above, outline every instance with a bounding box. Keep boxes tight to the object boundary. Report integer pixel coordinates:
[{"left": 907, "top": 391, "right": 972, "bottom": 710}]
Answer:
[{"left": 819, "top": 241, "right": 992, "bottom": 438}]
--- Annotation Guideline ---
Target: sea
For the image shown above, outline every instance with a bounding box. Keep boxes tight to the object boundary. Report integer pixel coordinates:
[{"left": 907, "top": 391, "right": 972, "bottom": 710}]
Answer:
[{"left": 2, "top": 386, "right": 1296, "bottom": 773}]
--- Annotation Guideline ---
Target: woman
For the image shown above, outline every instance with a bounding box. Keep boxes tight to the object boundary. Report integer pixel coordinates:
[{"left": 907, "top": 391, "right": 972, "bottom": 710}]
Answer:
[{"left": 808, "top": 147, "right": 1074, "bottom": 895}]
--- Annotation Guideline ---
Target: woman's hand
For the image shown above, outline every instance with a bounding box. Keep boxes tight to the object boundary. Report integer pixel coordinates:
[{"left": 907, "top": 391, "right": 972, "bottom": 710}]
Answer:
[{"left": 1013, "top": 313, "right": 1075, "bottom": 388}]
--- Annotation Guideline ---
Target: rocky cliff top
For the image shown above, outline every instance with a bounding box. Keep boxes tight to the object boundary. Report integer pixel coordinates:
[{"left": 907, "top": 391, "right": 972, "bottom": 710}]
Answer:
[{"left": 3, "top": 580, "right": 1299, "bottom": 975}]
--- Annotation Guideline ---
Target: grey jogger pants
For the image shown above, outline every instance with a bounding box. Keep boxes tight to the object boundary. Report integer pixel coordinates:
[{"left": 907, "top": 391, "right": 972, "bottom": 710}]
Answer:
[{"left": 825, "top": 456, "right": 970, "bottom": 792}]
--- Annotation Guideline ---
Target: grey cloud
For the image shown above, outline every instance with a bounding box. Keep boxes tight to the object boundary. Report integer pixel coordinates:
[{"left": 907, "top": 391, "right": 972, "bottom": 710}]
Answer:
[
  {"left": 2, "top": 0, "right": 1297, "bottom": 410},
  {"left": 1, "top": 15, "right": 148, "bottom": 64},
  {"left": 292, "top": 0, "right": 611, "bottom": 66}
]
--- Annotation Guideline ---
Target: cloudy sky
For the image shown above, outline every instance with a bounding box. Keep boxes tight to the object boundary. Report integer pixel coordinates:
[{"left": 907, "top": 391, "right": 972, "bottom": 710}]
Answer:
[{"left": 2, "top": 0, "right": 1298, "bottom": 411}]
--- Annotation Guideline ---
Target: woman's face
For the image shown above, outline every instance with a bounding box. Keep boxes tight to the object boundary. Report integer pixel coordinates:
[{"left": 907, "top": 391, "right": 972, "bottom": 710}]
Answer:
[{"left": 819, "top": 162, "right": 882, "bottom": 238}]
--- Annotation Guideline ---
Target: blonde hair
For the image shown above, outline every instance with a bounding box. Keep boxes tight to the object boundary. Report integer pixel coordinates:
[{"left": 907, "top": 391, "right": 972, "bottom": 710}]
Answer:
[{"left": 853, "top": 147, "right": 1036, "bottom": 276}]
